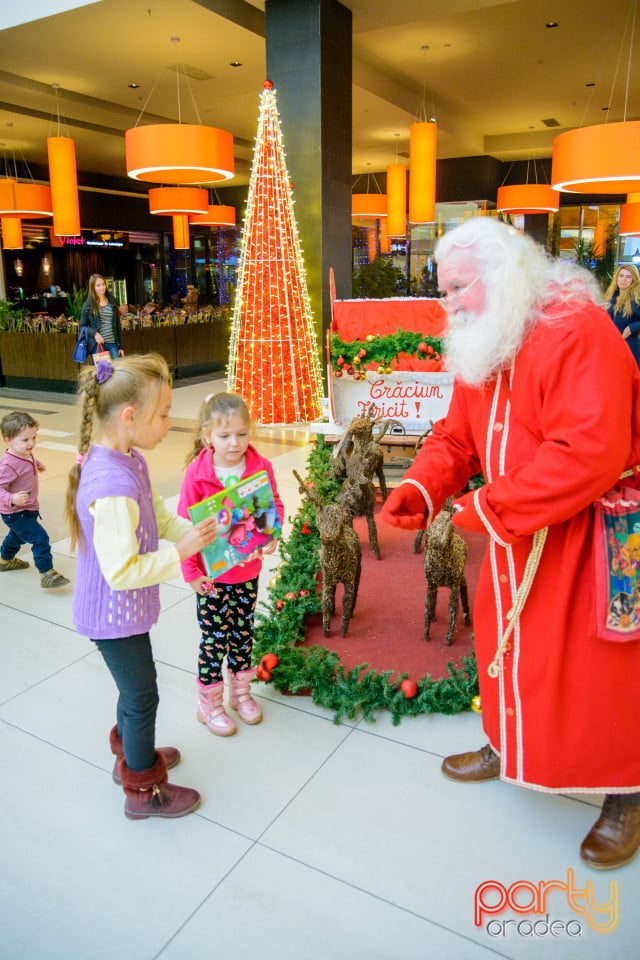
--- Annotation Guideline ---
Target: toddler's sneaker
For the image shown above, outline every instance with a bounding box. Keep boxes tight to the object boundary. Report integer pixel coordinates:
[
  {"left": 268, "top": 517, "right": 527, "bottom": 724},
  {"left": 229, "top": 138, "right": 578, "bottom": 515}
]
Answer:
[
  {"left": 0, "top": 558, "right": 30, "bottom": 571},
  {"left": 41, "top": 569, "right": 70, "bottom": 589}
]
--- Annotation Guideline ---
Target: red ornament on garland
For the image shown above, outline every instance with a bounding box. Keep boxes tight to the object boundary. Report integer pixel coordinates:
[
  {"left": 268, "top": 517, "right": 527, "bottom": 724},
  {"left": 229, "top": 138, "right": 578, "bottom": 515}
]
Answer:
[
  {"left": 261, "top": 653, "right": 279, "bottom": 672},
  {"left": 399, "top": 678, "right": 418, "bottom": 698},
  {"left": 256, "top": 664, "right": 272, "bottom": 681},
  {"left": 300, "top": 522, "right": 311, "bottom": 534},
  {"left": 276, "top": 599, "right": 285, "bottom": 612}
]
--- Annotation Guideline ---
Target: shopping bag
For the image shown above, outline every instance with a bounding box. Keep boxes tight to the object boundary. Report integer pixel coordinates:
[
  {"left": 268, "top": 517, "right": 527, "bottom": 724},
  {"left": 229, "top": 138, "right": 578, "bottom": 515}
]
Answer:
[
  {"left": 92, "top": 348, "right": 111, "bottom": 364},
  {"left": 594, "top": 487, "right": 640, "bottom": 641},
  {"left": 72, "top": 328, "right": 88, "bottom": 363}
]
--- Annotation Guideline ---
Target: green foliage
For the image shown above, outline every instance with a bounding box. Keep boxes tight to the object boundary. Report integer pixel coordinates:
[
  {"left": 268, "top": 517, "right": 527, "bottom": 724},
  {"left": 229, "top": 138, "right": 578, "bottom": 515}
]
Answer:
[
  {"left": 67, "top": 284, "right": 87, "bottom": 321},
  {"left": 252, "top": 436, "right": 478, "bottom": 723},
  {"left": 574, "top": 225, "right": 617, "bottom": 291},
  {"left": 352, "top": 256, "right": 408, "bottom": 298},
  {"left": 0, "top": 300, "right": 23, "bottom": 331},
  {"left": 329, "top": 330, "right": 443, "bottom": 373}
]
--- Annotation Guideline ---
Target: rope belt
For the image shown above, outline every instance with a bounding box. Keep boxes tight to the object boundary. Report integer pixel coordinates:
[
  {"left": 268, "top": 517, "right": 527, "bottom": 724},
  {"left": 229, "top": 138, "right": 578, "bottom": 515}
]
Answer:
[{"left": 487, "top": 527, "right": 548, "bottom": 678}]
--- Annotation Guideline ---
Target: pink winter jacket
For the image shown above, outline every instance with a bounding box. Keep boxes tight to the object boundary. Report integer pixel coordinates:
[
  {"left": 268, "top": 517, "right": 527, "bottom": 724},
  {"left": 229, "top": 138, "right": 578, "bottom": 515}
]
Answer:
[{"left": 177, "top": 444, "right": 284, "bottom": 585}]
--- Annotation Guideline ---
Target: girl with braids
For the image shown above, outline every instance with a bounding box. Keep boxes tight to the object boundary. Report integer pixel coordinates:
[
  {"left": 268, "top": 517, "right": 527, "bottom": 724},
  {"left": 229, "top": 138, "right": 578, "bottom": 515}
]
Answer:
[
  {"left": 177, "top": 392, "right": 283, "bottom": 736},
  {"left": 605, "top": 264, "right": 640, "bottom": 368},
  {"left": 65, "top": 354, "right": 217, "bottom": 820}
]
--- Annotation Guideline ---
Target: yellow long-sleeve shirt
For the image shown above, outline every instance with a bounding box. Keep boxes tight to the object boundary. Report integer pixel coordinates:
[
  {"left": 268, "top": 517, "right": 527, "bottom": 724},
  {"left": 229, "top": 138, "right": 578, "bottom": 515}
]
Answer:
[{"left": 90, "top": 488, "right": 190, "bottom": 590}]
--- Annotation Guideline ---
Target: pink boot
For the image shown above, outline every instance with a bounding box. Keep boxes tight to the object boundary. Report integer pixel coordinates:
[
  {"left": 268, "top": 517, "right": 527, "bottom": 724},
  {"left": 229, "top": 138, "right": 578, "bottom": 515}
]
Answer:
[
  {"left": 228, "top": 668, "right": 263, "bottom": 725},
  {"left": 196, "top": 679, "right": 237, "bottom": 736}
]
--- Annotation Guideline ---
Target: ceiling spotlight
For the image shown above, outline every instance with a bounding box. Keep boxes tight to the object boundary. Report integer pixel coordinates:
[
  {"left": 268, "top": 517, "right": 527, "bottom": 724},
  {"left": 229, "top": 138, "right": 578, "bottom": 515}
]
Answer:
[
  {"left": 128, "top": 82, "right": 140, "bottom": 89},
  {"left": 545, "top": 21, "right": 559, "bottom": 29},
  {"left": 229, "top": 61, "right": 243, "bottom": 68}
]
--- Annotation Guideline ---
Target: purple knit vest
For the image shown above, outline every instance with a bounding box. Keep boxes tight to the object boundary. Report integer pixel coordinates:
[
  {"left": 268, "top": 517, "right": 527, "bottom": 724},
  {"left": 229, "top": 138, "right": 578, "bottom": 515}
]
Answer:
[{"left": 73, "top": 445, "right": 160, "bottom": 640}]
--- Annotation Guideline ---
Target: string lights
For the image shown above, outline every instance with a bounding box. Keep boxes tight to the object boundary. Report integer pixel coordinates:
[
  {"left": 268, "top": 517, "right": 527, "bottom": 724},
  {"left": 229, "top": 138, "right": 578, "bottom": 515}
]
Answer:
[{"left": 227, "top": 80, "right": 323, "bottom": 424}]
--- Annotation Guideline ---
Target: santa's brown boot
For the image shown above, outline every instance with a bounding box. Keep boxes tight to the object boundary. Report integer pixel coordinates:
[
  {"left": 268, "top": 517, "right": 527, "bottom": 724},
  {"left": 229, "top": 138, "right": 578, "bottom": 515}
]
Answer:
[
  {"left": 580, "top": 793, "right": 640, "bottom": 870},
  {"left": 441, "top": 744, "right": 500, "bottom": 783},
  {"left": 109, "top": 725, "right": 180, "bottom": 784},
  {"left": 118, "top": 753, "right": 201, "bottom": 820}
]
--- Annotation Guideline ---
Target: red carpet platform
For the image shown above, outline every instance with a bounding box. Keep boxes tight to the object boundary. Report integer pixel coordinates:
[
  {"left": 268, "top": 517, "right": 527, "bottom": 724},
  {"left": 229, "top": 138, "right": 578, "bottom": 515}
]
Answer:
[{"left": 300, "top": 510, "right": 485, "bottom": 681}]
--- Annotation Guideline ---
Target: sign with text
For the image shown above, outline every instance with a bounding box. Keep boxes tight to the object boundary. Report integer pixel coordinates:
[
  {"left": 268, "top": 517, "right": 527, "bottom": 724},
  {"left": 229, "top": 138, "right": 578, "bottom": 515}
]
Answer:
[{"left": 330, "top": 370, "right": 454, "bottom": 431}]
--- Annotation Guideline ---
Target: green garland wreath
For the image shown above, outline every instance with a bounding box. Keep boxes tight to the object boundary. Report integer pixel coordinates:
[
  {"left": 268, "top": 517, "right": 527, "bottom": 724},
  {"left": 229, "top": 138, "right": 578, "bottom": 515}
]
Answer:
[
  {"left": 329, "top": 329, "right": 444, "bottom": 374},
  {"left": 253, "top": 437, "right": 478, "bottom": 725}
]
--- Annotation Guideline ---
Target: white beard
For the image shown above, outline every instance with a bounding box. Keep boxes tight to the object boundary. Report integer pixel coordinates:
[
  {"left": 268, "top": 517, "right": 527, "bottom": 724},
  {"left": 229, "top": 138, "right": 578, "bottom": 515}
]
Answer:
[{"left": 444, "top": 306, "right": 529, "bottom": 387}]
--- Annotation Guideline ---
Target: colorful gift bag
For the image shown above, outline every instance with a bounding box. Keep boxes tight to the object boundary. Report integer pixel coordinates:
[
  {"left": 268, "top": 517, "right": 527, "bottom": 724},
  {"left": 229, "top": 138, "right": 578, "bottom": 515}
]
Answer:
[{"left": 594, "top": 487, "right": 640, "bottom": 642}]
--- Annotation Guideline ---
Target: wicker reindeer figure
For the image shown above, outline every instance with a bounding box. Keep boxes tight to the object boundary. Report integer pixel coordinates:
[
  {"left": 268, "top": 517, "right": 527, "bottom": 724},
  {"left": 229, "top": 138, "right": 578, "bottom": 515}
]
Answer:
[
  {"left": 294, "top": 469, "right": 361, "bottom": 638},
  {"left": 423, "top": 498, "right": 471, "bottom": 646},
  {"left": 330, "top": 405, "right": 398, "bottom": 559}
]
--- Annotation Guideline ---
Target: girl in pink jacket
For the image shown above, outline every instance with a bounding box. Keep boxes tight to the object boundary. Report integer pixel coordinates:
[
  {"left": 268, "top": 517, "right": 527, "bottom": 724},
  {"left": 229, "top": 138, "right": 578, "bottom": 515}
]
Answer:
[{"left": 178, "top": 392, "right": 284, "bottom": 736}]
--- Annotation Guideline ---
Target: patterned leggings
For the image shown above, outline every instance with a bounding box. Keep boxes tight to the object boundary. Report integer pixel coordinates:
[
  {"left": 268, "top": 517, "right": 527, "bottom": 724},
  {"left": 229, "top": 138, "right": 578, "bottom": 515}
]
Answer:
[{"left": 196, "top": 578, "right": 258, "bottom": 684}]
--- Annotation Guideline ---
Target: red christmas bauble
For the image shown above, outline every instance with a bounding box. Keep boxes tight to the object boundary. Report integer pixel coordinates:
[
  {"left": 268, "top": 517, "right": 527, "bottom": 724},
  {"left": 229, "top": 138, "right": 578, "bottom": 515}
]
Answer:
[
  {"left": 298, "top": 588, "right": 310, "bottom": 597},
  {"left": 399, "top": 678, "right": 418, "bottom": 698},
  {"left": 276, "top": 599, "right": 285, "bottom": 611},
  {"left": 261, "top": 653, "right": 279, "bottom": 672},
  {"left": 417, "top": 341, "right": 428, "bottom": 353},
  {"left": 285, "top": 591, "right": 297, "bottom": 601},
  {"left": 256, "top": 665, "right": 272, "bottom": 682}
]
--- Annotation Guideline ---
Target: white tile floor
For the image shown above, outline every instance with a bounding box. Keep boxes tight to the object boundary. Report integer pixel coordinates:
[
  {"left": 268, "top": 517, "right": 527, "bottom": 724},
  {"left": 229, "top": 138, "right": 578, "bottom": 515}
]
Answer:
[{"left": 1, "top": 379, "right": 639, "bottom": 959}]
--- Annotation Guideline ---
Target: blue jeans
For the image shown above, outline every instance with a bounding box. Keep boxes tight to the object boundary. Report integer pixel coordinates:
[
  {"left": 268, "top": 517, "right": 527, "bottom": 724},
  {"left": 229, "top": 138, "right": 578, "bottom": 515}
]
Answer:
[
  {"left": 94, "top": 633, "right": 159, "bottom": 771},
  {"left": 1, "top": 509, "right": 53, "bottom": 573}
]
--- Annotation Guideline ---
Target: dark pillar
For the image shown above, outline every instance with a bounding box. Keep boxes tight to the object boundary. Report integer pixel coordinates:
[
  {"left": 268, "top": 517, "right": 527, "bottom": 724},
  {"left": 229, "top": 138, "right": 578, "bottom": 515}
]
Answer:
[{"left": 265, "top": 0, "right": 352, "bottom": 349}]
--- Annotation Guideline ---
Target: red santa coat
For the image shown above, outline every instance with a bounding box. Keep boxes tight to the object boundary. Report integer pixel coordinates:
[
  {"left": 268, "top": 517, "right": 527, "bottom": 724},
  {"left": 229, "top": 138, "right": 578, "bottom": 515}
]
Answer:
[{"left": 402, "top": 297, "right": 640, "bottom": 793}]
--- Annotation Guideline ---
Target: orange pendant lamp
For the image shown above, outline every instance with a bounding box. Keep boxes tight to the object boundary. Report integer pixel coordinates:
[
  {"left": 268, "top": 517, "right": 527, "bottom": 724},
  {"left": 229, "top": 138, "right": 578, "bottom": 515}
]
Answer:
[
  {"left": 0, "top": 180, "right": 53, "bottom": 217},
  {"left": 172, "top": 215, "right": 190, "bottom": 249},
  {"left": 126, "top": 124, "right": 234, "bottom": 184},
  {"left": 386, "top": 163, "right": 407, "bottom": 236},
  {"left": 189, "top": 204, "right": 236, "bottom": 226},
  {"left": 47, "top": 136, "right": 81, "bottom": 236},
  {"left": 379, "top": 215, "right": 391, "bottom": 254},
  {"left": 409, "top": 121, "right": 437, "bottom": 223},
  {"left": 620, "top": 193, "right": 640, "bottom": 235},
  {"left": 1, "top": 216, "right": 23, "bottom": 249},
  {"left": 351, "top": 193, "right": 387, "bottom": 219},
  {"left": 148, "top": 187, "right": 208, "bottom": 215},
  {"left": 552, "top": 121, "right": 640, "bottom": 194},
  {"left": 496, "top": 183, "right": 559, "bottom": 214}
]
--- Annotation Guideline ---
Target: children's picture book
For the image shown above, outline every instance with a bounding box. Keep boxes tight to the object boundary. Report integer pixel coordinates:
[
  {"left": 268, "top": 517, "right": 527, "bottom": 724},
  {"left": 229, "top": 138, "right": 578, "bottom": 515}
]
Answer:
[{"left": 188, "top": 469, "right": 282, "bottom": 578}]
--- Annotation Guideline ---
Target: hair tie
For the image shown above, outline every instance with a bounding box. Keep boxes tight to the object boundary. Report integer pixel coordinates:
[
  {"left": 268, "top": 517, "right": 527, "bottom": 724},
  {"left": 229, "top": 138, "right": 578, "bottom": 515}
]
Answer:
[
  {"left": 95, "top": 359, "right": 114, "bottom": 384},
  {"left": 75, "top": 452, "right": 85, "bottom": 465}
]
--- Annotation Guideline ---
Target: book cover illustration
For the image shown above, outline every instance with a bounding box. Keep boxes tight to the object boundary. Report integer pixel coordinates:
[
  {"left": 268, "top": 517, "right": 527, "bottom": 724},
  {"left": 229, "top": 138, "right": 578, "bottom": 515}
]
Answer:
[{"left": 188, "top": 470, "right": 282, "bottom": 578}]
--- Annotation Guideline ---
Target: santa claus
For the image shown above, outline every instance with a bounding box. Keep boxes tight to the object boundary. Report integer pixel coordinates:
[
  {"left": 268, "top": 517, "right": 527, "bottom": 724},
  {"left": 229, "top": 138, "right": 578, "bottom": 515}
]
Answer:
[{"left": 382, "top": 216, "right": 640, "bottom": 870}]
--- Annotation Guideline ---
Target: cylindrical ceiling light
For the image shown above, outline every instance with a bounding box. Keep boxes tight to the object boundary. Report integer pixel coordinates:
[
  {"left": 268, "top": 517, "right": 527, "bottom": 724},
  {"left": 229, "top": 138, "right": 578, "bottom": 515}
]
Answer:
[
  {"left": 496, "top": 183, "right": 559, "bottom": 214},
  {"left": 351, "top": 193, "right": 387, "bottom": 219},
  {"left": 126, "top": 124, "right": 235, "bottom": 184},
  {"left": 551, "top": 121, "right": 640, "bottom": 194},
  {"left": 619, "top": 193, "right": 640, "bottom": 236},
  {"left": 379, "top": 215, "right": 391, "bottom": 254},
  {"left": 148, "top": 187, "right": 208, "bottom": 215},
  {"left": 47, "top": 136, "right": 81, "bottom": 236},
  {"left": 172, "top": 215, "right": 190, "bottom": 249},
  {"left": 386, "top": 163, "right": 407, "bottom": 236},
  {"left": 409, "top": 121, "right": 437, "bottom": 223},
  {"left": 189, "top": 204, "right": 236, "bottom": 226},
  {"left": 0, "top": 180, "right": 53, "bottom": 217},
  {"left": 1, "top": 216, "right": 23, "bottom": 249}
]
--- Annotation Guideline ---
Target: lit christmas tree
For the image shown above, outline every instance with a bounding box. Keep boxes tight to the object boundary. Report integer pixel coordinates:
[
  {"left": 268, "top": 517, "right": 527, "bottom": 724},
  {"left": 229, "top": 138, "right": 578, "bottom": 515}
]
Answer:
[{"left": 227, "top": 80, "right": 324, "bottom": 424}]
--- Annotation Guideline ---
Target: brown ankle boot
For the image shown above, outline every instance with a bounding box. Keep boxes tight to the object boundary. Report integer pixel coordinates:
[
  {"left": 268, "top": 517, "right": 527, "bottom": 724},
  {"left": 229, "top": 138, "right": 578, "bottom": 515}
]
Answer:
[
  {"left": 118, "top": 753, "right": 201, "bottom": 820},
  {"left": 109, "top": 725, "right": 181, "bottom": 784},
  {"left": 441, "top": 743, "right": 501, "bottom": 783},
  {"left": 580, "top": 793, "right": 640, "bottom": 870}
]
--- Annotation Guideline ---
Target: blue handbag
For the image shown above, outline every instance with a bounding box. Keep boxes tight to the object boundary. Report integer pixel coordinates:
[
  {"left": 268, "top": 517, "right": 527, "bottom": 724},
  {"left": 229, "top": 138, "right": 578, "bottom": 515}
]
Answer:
[{"left": 73, "top": 327, "right": 88, "bottom": 364}]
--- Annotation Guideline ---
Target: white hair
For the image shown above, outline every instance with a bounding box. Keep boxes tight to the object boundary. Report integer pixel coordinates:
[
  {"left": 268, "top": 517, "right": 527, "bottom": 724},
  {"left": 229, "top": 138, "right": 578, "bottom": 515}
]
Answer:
[{"left": 435, "top": 217, "right": 602, "bottom": 385}]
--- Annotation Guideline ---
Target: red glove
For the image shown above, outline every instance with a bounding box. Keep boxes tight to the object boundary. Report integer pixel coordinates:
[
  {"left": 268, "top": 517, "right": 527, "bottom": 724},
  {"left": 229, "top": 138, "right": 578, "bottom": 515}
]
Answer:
[
  {"left": 451, "top": 491, "right": 486, "bottom": 534},
  {"left": 381, "top": 482, "right": 428, "bottom": 530}
]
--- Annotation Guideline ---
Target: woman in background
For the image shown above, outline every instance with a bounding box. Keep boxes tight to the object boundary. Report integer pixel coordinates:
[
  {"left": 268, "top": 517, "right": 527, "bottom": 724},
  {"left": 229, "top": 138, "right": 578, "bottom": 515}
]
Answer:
[
  {"left": 80, "top": 274, "right": 124, "bottom": 361},
  {"left": 605, "top": 263, "right": 640, "bottom": 368}
]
